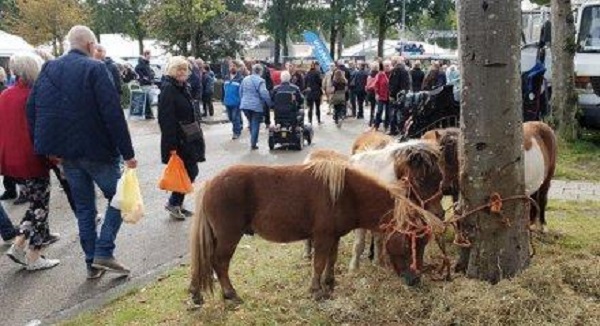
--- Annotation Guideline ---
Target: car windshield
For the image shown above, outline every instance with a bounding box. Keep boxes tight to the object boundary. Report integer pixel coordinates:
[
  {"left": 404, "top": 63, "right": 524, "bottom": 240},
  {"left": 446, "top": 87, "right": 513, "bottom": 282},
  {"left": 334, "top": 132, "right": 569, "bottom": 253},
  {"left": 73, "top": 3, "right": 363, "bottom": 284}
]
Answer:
[{"left": 578, "top": 5, "right": 600, "bottom": 52}]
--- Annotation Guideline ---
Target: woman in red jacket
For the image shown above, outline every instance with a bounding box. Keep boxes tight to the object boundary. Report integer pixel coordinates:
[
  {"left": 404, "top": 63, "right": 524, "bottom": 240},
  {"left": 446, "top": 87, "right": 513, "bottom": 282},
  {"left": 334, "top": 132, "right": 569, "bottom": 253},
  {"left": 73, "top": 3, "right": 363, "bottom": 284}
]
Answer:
[
  {"left": 373, "top": 60, "right": 392, "bottom": 131},
  {"left": 0, "top": 53, "right": 60, "bottom": 271}
]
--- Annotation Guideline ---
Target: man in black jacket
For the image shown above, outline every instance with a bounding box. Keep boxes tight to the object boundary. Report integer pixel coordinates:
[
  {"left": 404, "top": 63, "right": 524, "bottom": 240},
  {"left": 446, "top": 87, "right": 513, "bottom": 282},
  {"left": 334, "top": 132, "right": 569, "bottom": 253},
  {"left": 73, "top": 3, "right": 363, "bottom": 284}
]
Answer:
[
  {"left": 94, "top": 45, "right": 122, "bottom": 95},
  {"left": 353, "top": 63, "right": 369, "bottom": 119},
  {"left": 388, "top": 57, "right": 411, "bottom": 135},
  {"left": 410, "top": 61, "right": 425, "bottom": 92},
  {"left": 135, "top": 50, "right": 156, "bottom": 119}
]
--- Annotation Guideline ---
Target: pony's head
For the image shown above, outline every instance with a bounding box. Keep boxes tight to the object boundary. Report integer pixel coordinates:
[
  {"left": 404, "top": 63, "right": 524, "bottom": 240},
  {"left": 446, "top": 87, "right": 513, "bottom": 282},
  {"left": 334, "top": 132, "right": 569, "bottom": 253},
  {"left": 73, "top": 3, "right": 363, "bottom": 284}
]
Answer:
[
  {"left": 390, "top": 140, "right": 445, "bottom": 218},
  {"left": 383, "top": 192, "right": 442, "bottom": 286},
  {"left": 422, "top": 128, "right": 460, "bottom": 194}
]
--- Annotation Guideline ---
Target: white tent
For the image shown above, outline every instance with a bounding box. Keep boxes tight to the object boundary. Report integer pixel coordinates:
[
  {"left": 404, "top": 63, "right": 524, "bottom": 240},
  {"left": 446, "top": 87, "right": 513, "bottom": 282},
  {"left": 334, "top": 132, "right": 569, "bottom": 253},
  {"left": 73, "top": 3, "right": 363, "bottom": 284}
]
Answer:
[
  {"left": 0, "top": 30, "right": 35, "bottom": 57},
  {"left": 97, "top": 34, "right": 166, "bottom": 59},
  {"left": 342, "top": 39, "right": 457, "bottom": 60}
]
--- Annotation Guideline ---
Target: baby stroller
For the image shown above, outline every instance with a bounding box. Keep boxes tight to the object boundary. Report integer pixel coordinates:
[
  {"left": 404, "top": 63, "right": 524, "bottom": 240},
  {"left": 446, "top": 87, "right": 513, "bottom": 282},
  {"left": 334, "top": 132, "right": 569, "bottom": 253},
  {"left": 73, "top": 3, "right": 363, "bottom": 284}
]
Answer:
[{"left": 268, "top": 90, "right": 313, "bottom": 150}]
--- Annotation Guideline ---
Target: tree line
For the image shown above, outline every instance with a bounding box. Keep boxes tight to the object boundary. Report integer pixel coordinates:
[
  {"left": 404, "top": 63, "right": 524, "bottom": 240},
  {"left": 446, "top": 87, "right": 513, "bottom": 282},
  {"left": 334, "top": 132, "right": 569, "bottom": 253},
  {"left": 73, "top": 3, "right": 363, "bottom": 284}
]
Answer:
[{"left": 0, "top": 0, "right": 455, "bottom": 61}]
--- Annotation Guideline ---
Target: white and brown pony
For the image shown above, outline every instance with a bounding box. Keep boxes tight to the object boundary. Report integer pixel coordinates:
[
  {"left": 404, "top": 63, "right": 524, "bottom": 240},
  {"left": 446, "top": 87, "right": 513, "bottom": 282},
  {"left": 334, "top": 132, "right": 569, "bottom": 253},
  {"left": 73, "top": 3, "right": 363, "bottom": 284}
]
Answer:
[
  {"left": 189, "top": 161, "right": 437, "bottom": 307},
  {"left": 348, "top": 138, "right": 445, "bottom": 271},
  {"left": 422, "top": 121, "right": 557, "bottom": 232}
]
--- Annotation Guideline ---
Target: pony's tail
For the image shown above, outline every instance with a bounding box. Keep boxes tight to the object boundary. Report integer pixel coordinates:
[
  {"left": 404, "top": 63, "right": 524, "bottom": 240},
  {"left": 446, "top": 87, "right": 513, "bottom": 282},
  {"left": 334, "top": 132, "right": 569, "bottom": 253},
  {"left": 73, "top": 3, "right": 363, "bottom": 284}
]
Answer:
[{"left": 189, "top": 181, "right": 215, "bottom": 297}]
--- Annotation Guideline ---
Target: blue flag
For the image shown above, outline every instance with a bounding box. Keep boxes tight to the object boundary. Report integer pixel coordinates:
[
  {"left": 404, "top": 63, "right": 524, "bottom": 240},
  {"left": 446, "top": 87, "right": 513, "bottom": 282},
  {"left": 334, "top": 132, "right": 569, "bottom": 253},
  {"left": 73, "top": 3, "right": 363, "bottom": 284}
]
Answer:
[{"left": 303, "top": 31, "right": 334, "bottom": 73}]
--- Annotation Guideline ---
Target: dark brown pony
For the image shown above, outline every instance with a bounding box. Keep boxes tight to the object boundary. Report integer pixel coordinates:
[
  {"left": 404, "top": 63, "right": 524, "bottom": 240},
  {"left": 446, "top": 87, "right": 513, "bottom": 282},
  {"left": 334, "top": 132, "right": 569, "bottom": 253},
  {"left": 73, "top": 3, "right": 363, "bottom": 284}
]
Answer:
[
  {"left": 422, "top": 122, "right": 557, "bottom": 231},
  {"left": 189, "top": 161, "right": 435, "bottom": 307}
]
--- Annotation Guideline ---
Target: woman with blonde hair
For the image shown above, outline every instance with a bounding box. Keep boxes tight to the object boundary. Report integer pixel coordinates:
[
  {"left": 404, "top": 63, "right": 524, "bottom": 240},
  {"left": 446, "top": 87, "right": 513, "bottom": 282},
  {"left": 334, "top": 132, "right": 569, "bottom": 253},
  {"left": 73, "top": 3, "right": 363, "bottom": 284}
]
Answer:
[
  {"left": 0, "top": 66, "right": 7, "bottom": 93},
  {"left": 158, "top": 56, "right": 206, "bottom": 220},
  {"left": 1, "top": 53, "right": 60, "bottom": 270}
]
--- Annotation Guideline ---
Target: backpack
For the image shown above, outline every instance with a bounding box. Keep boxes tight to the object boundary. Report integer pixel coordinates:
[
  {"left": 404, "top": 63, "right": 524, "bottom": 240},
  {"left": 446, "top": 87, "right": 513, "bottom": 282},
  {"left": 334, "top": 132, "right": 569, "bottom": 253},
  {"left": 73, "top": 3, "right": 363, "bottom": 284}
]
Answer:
[{"left": 366, "top": 76, "right": 376, "bottom": 92}]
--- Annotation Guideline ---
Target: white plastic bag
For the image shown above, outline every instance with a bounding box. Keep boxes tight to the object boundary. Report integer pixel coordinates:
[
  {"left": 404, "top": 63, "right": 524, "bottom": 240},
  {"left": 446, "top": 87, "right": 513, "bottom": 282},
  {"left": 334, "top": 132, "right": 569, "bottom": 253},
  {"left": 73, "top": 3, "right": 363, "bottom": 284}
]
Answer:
[{"left": 111, "top": 168, "right": 144, "bottom": 224}]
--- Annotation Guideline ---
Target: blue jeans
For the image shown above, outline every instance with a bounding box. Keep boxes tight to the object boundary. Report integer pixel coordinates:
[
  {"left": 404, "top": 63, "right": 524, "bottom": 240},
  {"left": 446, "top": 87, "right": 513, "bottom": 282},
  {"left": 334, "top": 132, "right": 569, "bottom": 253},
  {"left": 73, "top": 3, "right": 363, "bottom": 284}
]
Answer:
[
  {"left": 375, "top": 101, "right": 390, "bottom": 130},
  {"left": 63, "top": 158, "right": 122, "bottom": 267},
  {"left": 243, "top": 110, "right": 262, "bottom": 148},
  {"left": 0, "top": 203, "right": 17, "bottom": 241},
  {"left": 226, "top": 105, "right": 242, "bottom": 136}
]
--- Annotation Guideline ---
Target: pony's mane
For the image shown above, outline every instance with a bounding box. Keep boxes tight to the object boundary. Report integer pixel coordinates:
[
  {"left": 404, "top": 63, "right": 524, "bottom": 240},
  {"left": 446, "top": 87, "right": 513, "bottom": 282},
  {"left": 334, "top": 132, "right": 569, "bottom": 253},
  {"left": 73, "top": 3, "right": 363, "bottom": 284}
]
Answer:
[
  {"left": 306, "top": 160, "right": 348, "bottom": 203},
  {"left": 390, "top": 140, "right": 441, "bottom": 176}
]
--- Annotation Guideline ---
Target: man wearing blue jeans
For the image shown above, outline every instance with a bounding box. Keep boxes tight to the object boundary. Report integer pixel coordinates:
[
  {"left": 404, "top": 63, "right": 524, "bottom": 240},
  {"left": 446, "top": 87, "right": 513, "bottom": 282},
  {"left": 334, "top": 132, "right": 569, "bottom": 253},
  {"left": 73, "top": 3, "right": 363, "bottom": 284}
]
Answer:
[
  {"left": 27, "top": 26, "right": 137, "bottom": 279},
  {"left": 239, "top": 64, "right": 273, "bottom": 150},
  {"left": 0, "top": 203, "right": 17, "bottom": 243},
  {"left": 223, "top": 62, "right": 244, "bottom": 139}
]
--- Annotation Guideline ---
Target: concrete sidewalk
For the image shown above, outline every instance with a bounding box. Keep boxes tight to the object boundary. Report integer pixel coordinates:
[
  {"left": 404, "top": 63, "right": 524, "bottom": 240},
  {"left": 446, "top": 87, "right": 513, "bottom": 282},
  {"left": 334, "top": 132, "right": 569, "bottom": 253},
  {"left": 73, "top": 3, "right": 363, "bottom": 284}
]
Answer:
[{"left": 548, "top": 180, "right": 600, "bottom": 201}]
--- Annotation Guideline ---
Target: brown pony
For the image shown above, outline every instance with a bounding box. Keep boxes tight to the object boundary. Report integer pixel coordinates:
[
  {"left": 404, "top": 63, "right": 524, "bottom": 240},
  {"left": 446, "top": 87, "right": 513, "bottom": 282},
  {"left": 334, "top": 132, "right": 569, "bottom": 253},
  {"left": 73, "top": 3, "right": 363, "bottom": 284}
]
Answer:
[
  {"left": 189, "top": 161, "right": 434, "bottom": 307},
  {"left": 423, "top": 122, "right": 557, "bottom": 231},
  {"left": 352, "top": 130, "right": 394, "bottom": 154},
  {"left": 302, "top": 149, "right": 350, "bottom": 258}
]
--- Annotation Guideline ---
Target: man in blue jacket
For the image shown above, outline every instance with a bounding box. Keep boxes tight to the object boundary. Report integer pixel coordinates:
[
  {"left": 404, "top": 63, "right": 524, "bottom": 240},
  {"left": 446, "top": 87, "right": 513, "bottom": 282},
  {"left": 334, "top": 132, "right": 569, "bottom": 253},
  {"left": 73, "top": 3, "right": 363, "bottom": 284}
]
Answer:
[
  {"left": 27, "top": 25, "right": 137, "bottom": 280},
  {"left": 223, "top": 61, "right": 244, "bottom": 139}
]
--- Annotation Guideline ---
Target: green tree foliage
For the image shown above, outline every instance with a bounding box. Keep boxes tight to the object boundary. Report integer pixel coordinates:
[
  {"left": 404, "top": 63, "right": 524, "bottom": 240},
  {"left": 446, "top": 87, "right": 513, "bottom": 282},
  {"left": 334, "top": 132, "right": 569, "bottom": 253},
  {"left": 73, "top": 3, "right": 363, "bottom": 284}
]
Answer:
[
  {"left": 364, "top": 0, "right": 456, "bottom": 57},
  {"left": 86, "top": 0, "right": 150, "bottom": 54},
  {"left": 145, "top": 0, "right": 224, "bottom": 57},
  {"left": 8, "top": 0, "right": 88, "bottom": 55},
  {"left": 0, "top": 0, "right": 17, "bottom": 30}
]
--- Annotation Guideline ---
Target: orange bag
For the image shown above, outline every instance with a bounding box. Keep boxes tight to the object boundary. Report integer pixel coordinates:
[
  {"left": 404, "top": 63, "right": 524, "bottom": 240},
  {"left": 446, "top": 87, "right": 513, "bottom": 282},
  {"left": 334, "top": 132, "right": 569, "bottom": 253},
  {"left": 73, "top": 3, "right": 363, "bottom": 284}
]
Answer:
[{"left": 158, "top": 151, "right": 193, "bottom": 194}]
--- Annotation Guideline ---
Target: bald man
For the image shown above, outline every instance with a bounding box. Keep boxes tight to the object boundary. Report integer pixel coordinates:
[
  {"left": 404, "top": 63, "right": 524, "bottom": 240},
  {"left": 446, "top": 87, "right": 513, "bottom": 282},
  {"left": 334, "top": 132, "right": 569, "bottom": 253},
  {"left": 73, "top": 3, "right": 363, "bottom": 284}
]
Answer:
[
  {"left": 94, "top": 44, "right": 122, "bottom": 94},
  {"left": 27, "top": 25, "right": 137, "bottom": 280}
]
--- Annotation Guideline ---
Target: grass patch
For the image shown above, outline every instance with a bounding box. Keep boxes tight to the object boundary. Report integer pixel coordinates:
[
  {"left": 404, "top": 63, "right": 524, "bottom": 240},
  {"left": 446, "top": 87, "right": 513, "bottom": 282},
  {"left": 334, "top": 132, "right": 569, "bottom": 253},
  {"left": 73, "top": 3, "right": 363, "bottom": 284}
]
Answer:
[
  {"left": 555, "top": 129, "right": 600, "bottom": 181},
  {"left": 64, "top": 200, "right": 600, "bottom": 326}
]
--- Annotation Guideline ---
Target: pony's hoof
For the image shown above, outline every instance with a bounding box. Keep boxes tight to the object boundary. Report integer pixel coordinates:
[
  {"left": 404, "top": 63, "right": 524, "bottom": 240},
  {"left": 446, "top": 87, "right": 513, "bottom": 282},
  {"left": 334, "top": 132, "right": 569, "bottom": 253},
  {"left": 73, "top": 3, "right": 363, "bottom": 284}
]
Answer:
[
  {"left": 224, "top": 294, "right": 244, "bottom": 306},
  {"left": 190, "top": 293, "right": 204, "bottom": 306},
  {"left": 313, "top": 290, "right": 331, "bottom": 301}
]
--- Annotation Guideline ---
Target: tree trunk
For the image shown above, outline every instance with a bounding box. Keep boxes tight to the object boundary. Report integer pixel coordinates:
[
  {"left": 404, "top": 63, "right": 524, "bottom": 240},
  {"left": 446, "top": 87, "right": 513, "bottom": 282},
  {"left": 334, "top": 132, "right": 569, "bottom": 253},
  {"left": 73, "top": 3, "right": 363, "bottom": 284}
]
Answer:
[
  {"left": 551, "top": 0, "right": 578, "bottom": 141},
  {"left": 336, "top": 23, "right": 344, "bottom": 60},
  {"left": 274, "top": 34, "right": 281, "bottom": 64},
  {"left": 282, "top": 28, "right": 289, "bottom": 58},
  {"left": 330, "top": 23, "right": 337, "bottom": 60},
  {"left": 137, "top": 36, "right": 144, "bottom": 56},
  {"left": 377, "top": 12, "right": 386, "bottom": 58},
  {"left": 456, "top": 0, "right": 530, "bottom": 283}
]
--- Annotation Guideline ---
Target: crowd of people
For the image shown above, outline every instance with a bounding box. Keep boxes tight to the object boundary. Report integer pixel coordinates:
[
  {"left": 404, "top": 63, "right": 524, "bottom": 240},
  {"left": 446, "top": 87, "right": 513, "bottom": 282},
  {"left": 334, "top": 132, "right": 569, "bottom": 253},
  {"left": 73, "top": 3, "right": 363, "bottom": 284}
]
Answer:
[{"left": 215, "top": 56, "right": 461, "bottom": 143}]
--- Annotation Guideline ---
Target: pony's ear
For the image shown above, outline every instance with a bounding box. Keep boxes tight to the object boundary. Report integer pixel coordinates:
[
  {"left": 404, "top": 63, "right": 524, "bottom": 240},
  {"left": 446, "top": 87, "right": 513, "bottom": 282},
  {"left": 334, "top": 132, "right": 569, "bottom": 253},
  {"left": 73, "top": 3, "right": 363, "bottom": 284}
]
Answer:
[{"left": 434, "top": 130, "right": 442, "bottom": 142}]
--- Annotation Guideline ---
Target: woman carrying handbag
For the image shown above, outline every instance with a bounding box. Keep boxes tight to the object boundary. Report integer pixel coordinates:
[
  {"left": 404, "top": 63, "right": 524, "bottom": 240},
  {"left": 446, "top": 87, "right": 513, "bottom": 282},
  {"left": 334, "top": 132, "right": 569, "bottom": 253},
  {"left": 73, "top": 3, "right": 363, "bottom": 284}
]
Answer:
[{"left": 158, "top": 56, "right": 206, "bottom": 220}]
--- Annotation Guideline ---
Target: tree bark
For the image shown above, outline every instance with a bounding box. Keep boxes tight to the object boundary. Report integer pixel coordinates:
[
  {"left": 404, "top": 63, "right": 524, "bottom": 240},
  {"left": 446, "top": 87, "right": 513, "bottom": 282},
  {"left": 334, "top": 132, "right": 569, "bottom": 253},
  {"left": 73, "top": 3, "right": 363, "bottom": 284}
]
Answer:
[
  {"left": 337, "top": 23, "right": 344, "bottom": 60},
  {"left": 274, "top": 34, "right": 281, "bottom": 64},
  {"left": 330, "top": 23, "right": 337, "bottom": 60},
  {"left": 137, "top": 36, "right": 144, "bottom": 56},
  {"left": 377, "top": 12, "right": 386, "bottom": 58},
  {"left": 456, "top": 0, "right": 530, "bottom": 283},
  {"left": 551, "top": 0, "right": 578, "bottom": 141}
]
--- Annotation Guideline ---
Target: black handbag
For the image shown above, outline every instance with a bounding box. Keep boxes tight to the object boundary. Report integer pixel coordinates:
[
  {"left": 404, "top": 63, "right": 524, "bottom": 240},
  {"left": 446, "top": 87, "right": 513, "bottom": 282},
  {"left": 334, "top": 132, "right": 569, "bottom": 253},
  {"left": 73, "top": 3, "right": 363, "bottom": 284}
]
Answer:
[{"left": 179, "top": 121, "right": 206, "bottom": 162}]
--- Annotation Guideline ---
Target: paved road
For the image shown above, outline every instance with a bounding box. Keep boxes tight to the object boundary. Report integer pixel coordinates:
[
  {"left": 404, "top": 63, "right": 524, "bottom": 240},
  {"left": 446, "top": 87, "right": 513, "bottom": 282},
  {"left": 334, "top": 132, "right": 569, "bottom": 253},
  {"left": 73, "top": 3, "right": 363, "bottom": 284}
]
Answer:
[
  {"left": 0, "top": 108, "right": 369, "bottom": 326},
  {"left": 0, "top": 107, "right": 597, "bottom": 326}
]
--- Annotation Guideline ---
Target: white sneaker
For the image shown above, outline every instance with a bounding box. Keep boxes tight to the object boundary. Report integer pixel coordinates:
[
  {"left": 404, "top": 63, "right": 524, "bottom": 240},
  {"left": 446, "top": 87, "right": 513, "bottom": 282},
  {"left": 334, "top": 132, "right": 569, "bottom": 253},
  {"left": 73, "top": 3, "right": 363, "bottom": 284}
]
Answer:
[
  {"left": 26, "top": 256, "right": 60, "bottom": 271},
  {"left": 6, "top": 244, "right": 26, "bottom": 265}
]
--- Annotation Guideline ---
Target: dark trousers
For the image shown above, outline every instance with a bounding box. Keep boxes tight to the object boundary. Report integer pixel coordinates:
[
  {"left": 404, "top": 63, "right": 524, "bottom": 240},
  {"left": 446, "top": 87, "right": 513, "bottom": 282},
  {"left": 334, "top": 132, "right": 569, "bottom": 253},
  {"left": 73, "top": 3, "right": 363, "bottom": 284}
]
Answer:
[
  {"left": 307, "top": 98, "right": 321, "bottom": 124},
  {"left": 355, "top": 91, "right": 366, "bottom": 118},
  {"left": 0, "top": 203, "right": 17, "bottom": 241},
  {"left": 51, "top": 165, "right": 76, "bottom": 213},
  {"left": 375, "top": 101, "right": 391, "bottom": 130},
  {"left": 2, "top": 176, "right": 17, "bottom": 196},
  {"left": 168, "top": 159, "right": 199, "bottom": 207},
  {"left": 333, "top": 104, "right": 346, "bottom": 124},
  {"left": 263, "top": 105, "right": 271, "bottom": 127},
  {"left": 349, "top": 90, "right": 357, "bottom": 116},
  {"left": 367, "top": 93, "right": 376, "bottom": 126},
  {"left": 202, "top": 94, "right": 214, "bottom": 116}
]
